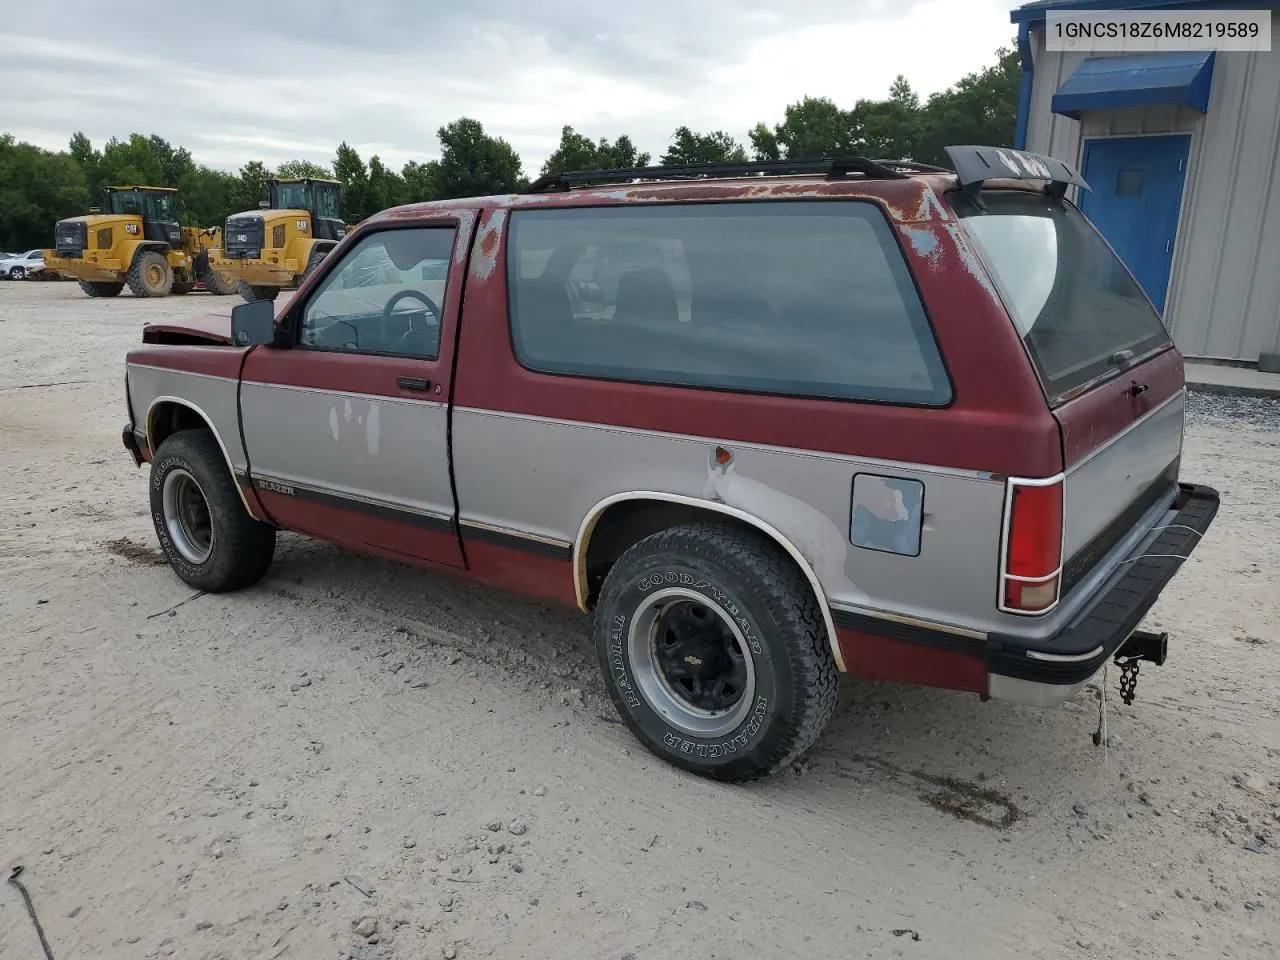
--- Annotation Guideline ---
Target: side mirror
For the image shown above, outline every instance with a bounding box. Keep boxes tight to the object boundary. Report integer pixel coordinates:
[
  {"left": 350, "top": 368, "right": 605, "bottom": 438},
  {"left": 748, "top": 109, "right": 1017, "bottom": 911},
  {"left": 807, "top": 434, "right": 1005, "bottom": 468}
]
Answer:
[
  {"left": 231, "top": 298, "right": 278, "bottom": 347},
  {"left": 258, "top": 200, "right": 270, "bottom": 209}
]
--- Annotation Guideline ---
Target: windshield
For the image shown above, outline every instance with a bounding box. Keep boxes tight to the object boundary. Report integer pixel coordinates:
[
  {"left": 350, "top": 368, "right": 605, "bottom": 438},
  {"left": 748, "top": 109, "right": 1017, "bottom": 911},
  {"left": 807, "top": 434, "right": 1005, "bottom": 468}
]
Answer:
[
  {"left": 953, "top": 190, "right": 1171, "bottom": 402},
  {"left": 274, "top": 181, "right": 313, "bottom": 211},
  {"left": 314, "top": 184, "right": 340, "bottom": 219},
  {"left": 108, "top": 190, "right": 175, "bottom": 221}
]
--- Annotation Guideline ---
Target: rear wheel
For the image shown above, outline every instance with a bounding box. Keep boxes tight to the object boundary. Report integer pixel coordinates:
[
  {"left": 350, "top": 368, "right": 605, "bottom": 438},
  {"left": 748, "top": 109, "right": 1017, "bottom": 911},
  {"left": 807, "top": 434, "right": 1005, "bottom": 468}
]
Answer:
[
  {"left": 149, "top": 430, "right": 276, "bottom": 592},
  {"left": 594, "top": 522, "right": 839, "bottom": 782},
  {"left": 237, "top": 281, "right": 280, "bottom": 303},
  {"left": 127, "top": 250, "right": 174, "bottom": 297},
  {"left": 77, "top": 280, "right": 124, "bottom": 298},
  {"left": 194, "top": 251, "right": 238, "bottom": 295}
]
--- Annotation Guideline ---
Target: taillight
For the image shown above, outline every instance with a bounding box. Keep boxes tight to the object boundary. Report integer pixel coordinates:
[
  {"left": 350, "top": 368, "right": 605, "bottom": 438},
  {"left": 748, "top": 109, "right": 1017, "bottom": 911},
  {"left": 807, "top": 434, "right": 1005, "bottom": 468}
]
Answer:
[{"left": 1000, "top": 476, "right": 1064, "bottom": 614}]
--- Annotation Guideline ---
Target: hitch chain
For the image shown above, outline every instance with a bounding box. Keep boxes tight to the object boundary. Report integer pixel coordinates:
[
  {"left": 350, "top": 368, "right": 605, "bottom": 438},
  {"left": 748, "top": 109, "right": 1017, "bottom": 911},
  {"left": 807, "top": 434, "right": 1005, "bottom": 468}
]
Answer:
[{"left": 1115, "top": 657, "right": 1141, "bottom": 706}]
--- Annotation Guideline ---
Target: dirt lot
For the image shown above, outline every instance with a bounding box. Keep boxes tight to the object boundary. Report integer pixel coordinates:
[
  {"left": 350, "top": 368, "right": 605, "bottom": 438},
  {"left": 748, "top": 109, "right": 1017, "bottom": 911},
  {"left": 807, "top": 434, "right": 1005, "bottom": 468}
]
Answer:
[{"left": 1, "top": 281, "right": 1278, "bottom": 960}]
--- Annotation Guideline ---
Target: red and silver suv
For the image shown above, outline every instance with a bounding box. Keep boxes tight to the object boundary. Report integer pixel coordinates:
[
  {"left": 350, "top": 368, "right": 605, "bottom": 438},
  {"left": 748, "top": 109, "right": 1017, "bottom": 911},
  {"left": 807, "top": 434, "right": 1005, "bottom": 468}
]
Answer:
[{"left": 121, "top": 146, "right": 1219, "bottom": 782}]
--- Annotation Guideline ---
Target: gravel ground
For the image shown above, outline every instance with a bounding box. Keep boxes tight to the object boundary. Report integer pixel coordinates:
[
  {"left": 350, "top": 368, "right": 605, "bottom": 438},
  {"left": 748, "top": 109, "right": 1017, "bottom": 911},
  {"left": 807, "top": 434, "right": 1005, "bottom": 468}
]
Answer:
[{"left": 1, "top": 282, "right": 1278, "bottom": 960}]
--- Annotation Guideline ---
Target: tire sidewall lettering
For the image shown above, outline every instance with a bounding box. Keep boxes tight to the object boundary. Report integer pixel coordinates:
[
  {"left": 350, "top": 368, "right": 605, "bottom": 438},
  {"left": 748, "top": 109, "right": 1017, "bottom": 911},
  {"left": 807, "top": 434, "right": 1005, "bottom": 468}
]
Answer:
[
  {"left": 150, "top": 454, "right": 212, "bottom": 577},
  {"left": 608, "top": 565, "right": 779, "bottom": 764}
]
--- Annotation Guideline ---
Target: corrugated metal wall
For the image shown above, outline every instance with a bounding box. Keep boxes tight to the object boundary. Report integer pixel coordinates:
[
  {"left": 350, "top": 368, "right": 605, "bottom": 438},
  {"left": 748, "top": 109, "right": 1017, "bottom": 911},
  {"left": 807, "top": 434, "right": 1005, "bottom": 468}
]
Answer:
[{"left": 1025, "top": 21, "right": 1280, "bottom": 362}]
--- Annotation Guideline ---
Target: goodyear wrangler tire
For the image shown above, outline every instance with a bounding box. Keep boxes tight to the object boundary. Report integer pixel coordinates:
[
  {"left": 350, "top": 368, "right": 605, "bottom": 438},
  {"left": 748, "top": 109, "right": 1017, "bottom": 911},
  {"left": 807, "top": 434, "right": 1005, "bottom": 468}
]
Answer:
[
  {"left": 595, "top": 522, "right": 838, "bottom": 782},
  {"left": 127, "top": 250, "right": 173, "bottom": 297},
  {"left": 77, "top": 280, "right": 124, "bottom": 298},
  {"left": 149, "top": 431, "right": 276, "bottom": 592}
]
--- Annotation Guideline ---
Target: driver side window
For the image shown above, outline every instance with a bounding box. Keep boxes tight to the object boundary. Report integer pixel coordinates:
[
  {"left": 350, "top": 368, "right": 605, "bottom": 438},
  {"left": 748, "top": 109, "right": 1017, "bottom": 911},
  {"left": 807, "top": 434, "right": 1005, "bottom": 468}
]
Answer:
[{"left": 300, "top": 226, "right": 455, "bottom": 360}]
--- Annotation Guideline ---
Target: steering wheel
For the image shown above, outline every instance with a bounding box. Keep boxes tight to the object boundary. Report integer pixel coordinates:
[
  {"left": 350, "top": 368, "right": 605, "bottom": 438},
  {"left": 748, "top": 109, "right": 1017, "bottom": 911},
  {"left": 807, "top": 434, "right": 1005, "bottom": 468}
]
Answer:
[{"left": 382, "top": 288, "right": 442, "bottom": 323}]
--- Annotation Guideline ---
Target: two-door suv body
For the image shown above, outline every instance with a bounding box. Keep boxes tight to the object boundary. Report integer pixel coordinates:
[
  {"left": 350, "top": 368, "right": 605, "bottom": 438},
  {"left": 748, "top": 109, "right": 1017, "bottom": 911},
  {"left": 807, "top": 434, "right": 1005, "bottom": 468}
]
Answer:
[{"left": 122, "top": 146, "right": 1219, "bottom": 781}]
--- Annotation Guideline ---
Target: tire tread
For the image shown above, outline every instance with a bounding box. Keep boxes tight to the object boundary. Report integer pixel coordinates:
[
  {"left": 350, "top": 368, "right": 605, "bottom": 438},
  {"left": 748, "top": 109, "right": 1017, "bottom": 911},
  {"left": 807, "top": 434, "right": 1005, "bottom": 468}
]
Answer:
[
  {"left": 597, "top": 521, "right": 838, "bottom": 782},
  {"left": 150, "top": 430, "right": 275, "bottom": 591}
]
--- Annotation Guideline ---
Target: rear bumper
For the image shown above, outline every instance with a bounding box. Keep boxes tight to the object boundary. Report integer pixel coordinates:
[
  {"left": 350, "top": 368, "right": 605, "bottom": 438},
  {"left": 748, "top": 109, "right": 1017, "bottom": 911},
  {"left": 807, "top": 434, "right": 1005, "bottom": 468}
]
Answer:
[{"left": 986, "top": 482, "right": 1219, "bottom": 705}]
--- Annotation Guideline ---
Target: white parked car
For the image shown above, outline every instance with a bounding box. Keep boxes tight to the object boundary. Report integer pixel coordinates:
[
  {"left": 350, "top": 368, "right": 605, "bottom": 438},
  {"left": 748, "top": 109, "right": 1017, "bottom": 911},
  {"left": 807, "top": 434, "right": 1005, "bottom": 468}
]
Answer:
[{"left": 1, "top": 249, "right": 46, "bottom": 280}]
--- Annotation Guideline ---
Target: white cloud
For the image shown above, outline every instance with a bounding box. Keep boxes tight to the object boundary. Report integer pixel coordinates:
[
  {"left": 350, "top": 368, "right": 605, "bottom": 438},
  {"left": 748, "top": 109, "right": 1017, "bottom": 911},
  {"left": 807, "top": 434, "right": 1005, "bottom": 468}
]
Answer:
[{"left": 1, "top": 0, "right": 1016, "bottom": 174}]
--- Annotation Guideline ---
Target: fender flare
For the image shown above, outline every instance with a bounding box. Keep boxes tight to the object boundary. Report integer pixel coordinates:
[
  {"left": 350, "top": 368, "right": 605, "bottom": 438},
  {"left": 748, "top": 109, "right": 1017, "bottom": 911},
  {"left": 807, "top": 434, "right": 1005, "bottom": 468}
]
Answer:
[
  {"left": 573, "top": 491, "right": 846, "bottom": 672},
  {"left": 145, "top": 395, "right": 256, "bottom": 517}
]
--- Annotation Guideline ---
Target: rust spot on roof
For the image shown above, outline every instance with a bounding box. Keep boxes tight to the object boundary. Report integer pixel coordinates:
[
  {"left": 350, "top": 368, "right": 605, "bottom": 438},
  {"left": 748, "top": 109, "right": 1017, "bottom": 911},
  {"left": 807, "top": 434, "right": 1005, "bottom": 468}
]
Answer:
[{"left": 472, "top": 209, "right": 507, "bottom": 280}]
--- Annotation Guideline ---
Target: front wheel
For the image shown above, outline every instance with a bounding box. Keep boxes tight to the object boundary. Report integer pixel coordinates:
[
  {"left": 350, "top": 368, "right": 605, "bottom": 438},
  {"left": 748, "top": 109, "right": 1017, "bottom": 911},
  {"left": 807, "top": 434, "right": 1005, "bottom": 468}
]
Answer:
[
  {"left": 149, "top": 431, "right": 276, "bottom": 592},
  {"left": 594, "top": 522, "right": 838, "bottom": 782},
  {"left": 127, "top": 250, "right": 174, "bottom": 297},
  {"left": 8, "top": 266, "right": 25, "bottom": 280}
]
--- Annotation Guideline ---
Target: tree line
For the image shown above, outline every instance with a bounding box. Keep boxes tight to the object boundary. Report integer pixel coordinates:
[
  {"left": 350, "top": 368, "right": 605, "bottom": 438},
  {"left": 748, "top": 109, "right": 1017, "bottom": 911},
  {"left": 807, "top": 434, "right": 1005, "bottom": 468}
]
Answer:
[{"left": 0, "top": 44, "right": 1017, "bottom": 251}]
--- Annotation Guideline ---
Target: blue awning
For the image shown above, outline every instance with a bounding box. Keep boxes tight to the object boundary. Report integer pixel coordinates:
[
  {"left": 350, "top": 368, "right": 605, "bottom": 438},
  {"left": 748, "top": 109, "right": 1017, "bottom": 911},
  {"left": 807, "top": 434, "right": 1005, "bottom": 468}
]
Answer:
[{"left": 1051, "top": 51, "right": 1216, "bottom": 118}]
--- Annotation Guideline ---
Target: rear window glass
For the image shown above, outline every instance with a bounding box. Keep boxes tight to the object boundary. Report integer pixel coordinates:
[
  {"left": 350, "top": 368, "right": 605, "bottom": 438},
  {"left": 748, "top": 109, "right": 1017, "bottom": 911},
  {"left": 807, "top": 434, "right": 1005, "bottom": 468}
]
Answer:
[
  {"left": 506, "top": 201, "right": 952, "bottom": 406},
  {"left": 953, "top": 191, "right": 1171, "bottom": 401}
]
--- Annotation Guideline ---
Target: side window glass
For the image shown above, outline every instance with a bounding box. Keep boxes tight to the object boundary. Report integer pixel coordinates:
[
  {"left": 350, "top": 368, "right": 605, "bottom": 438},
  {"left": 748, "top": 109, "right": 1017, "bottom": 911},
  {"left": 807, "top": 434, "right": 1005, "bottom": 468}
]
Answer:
[
  {"left": 507, "top": 202, "right": 951, "bottom": 406},
  {"left": 300, "top": 227, "right": 456, "bottom": 359}
]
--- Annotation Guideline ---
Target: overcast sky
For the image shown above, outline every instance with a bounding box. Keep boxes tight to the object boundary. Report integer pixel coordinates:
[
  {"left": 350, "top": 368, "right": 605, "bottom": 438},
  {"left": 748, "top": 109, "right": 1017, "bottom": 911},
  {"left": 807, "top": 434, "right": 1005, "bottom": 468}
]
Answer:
[{"left": 1, "top": 0, "right": 1016, "bottom": 176}]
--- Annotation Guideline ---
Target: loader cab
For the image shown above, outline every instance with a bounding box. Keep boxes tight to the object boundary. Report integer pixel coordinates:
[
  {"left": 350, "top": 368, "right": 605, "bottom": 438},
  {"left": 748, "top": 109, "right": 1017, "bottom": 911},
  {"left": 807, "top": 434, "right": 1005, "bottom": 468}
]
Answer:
[
  {"left": 105, "top": 186, "right": 182, "bottom": 248},
  {"left": 268, "top": 178, "right": 345, "bottom": 242}
]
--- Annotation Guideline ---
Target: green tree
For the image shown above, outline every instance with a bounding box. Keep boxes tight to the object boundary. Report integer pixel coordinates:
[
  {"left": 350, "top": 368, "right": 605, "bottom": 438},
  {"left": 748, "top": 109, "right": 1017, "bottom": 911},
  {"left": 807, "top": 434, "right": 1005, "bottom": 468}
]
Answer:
[
  {"left": 747, "top": 122, "right": 781, "bottom": 161},
  {"left": 367, "top": 154, "right": 406, "bottom": 212},
  {"left": 595, "top": 134, "right": 649, "bottom": 170},
  {"left": 436, "top": 118, "right": 523, "bottom": 199},
  {"left": 333, "top": 142, "right": 372, "bottom": 219},
  {"left": 276, "top": 159, "right": 332, "bottom": 180},
  {"left": 764, "top": 97, "right": 856, "bottom": 160},
  {"left": 401, "top": 159, "right": 440, "bottom": 203},
  {"left": 850, "top": 75, "right": 923, "bottom": 160},
  {"left": 233, "top": 160, "right": 272, "bottom": 212},
  {"left": 917, "top": 43, "right": 1020, "bottom": 166},
  {"left": 661, "top": 126, "right": 748, "bottom": 165},
  {"left": 99, "top": 133, "right": 168, "bottom": 188},
  {"left": 0, "top": 135, "right": 88, "bottom": 249},
  {"left": 541, "top": 125, "right": 650, "bottom": 175},
  {"left": 177, "top": 166, "right": 241, "bottom": 226}
]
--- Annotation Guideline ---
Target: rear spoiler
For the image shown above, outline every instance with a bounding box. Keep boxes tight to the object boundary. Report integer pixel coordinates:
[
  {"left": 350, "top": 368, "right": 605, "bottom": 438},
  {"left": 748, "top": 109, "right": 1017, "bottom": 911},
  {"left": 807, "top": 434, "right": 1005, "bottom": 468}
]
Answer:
[{"left": 944, "top": 145, "right": 1089, "bottom": 201}]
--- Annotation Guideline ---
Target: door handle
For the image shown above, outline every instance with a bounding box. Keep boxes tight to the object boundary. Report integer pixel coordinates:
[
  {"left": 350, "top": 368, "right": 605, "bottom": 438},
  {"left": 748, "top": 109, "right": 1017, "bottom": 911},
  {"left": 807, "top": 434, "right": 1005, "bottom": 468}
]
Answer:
[{"left": 397, "top": 376, "right": 432, "bottom": 392}]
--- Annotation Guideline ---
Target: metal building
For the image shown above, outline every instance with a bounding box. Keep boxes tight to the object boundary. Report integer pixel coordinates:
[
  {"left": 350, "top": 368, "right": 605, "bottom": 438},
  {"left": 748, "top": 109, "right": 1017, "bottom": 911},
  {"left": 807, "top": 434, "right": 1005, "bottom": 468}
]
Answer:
[{"left": 1011, "top": 0, "right": 1280, "bottom": 367}]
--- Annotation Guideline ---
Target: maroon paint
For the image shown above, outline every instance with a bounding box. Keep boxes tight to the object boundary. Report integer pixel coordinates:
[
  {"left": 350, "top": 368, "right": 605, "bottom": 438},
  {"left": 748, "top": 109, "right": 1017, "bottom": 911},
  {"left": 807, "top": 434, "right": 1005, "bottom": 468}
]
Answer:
[
  {"left": 451, "top": 198, "right": 1064, "bottom": 478},
  {"left": 461, "top": 540, "right": 579, "bottom": 608},
  {"left": 1054, "top": 346, "right": 1184, "bottom": 467},
  {"left": 254, "top": 490, "right": 463, "bottom": 566},
  {"left": 236, "top": 478, "right": 270, "bottom": 523},
  {"left": 837, "top": 628, "right": 989, "bottom": 693},
  {"left": 127, "top": 343, "right": 247, "bottom": 378},
  {"left": 143, "top": 311, "right": 234, "bottom": 345}
]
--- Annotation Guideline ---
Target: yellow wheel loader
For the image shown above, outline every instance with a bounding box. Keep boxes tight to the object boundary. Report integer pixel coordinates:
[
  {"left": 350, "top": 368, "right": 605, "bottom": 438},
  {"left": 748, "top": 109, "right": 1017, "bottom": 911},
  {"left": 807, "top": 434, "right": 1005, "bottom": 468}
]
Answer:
[
  {"left": 210, "top": 178, "right": 347, "bottom": 302},
  {"left": 42, "top": 186, "right": 238, "bottom": 298}
]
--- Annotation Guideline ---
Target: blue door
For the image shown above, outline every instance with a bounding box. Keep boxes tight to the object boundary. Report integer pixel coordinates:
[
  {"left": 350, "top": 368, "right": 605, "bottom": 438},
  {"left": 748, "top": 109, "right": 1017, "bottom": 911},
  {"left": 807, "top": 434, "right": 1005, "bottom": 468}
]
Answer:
[{"left": 1080, "top": 135, "right": 1190, "bottom": 313}]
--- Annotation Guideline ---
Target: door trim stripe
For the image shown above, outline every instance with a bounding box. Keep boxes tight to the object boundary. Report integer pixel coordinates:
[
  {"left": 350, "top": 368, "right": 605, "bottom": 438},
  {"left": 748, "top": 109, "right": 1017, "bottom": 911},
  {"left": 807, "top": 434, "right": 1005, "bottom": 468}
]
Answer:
[
  {"left": 458, "top": 519, "right": 573, "bottom": 561},
  {"left": 252, "top": 474, "right": 455, "bottom": 534}
]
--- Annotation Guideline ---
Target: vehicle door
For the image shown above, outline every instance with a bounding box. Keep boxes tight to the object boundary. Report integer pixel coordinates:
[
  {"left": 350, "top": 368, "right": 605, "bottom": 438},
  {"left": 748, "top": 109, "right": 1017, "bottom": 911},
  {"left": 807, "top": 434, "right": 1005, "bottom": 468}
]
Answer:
[{"left": 239, "top": 216, "right": 475, "bottom": 568}]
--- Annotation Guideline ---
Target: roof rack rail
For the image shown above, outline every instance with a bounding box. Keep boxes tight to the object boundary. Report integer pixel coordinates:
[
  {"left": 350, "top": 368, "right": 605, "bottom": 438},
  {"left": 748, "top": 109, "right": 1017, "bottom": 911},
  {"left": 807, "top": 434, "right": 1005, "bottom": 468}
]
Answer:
[
  {"left": 522, "top": 156, "right": 915, "bottom": 194},
  {"left": 870, "top": 158, "right": 953, "bottom": 174}
]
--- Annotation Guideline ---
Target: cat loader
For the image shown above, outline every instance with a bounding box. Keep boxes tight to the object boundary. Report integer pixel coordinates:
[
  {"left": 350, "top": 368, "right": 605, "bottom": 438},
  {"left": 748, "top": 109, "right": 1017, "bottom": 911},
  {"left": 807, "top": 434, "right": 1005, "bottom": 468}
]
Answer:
[
  {"left": 42, "top": 186, "right": 238, "bottom": 298},
  {"left": 211, "top": 177, "right": 346, "bottom": 302}
]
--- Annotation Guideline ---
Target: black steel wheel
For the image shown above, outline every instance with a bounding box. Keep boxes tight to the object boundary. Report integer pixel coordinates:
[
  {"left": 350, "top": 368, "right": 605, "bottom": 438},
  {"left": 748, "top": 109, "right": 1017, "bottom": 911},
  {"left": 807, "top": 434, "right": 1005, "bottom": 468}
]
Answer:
[{"left": 594, "top": 521, "right": 838, "bottom": 782}]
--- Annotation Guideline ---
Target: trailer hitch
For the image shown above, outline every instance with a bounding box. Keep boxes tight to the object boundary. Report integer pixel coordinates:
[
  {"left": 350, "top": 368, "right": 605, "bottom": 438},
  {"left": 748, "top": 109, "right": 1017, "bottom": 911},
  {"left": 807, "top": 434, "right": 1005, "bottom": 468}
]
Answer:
[{"left": 1113, "top": 630, "right": 1168, "bottom": 705}]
